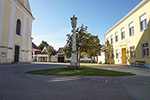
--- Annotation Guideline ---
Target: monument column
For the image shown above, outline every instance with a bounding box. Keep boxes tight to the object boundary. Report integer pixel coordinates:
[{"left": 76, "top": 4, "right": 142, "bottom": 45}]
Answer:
[{"left": 70, "top": 15, "right": 78, "bottom": 67}]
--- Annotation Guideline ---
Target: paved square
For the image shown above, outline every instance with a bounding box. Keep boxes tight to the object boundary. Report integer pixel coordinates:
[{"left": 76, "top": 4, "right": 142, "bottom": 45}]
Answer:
[{"left": 0, "top": 63, "right": 150, "bottom": 100}]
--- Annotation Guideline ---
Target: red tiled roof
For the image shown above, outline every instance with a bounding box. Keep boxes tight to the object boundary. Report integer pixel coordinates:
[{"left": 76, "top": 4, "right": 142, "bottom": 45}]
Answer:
[
  {"left": 101, "top": 46, "right": 106, "bottom": 52},
  {"left": 35, "top": 51, "right": 47, "bottom": 55},
  {"left": 32, "top": 42, "right": 41, "bottom": 51}
]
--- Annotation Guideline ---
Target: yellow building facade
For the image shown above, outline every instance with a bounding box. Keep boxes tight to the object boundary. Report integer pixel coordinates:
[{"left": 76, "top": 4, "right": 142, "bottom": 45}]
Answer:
[
  {"left": 0, "top": 0, "right": 34, "bottom": 63},
  {"left": 105, "top": 0, "right": 150, "bottom": 67}
]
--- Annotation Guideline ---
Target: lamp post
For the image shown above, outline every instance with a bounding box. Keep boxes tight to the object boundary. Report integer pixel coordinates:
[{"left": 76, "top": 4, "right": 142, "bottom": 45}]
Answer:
[{"left": 70, "top": 15, "right": 78, "bottom": 67}]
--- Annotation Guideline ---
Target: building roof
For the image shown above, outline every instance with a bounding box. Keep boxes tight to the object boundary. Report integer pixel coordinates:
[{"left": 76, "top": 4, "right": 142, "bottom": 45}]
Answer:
[
  {"left": 57, "top": 48, "right": 63, "bottom": 53},
  {"left": 35, "top": 51, "right": 47, "bottom": 55},
  {"left": 32, "top": 42, "right": 48, "bottom": 55},
  {"left": 41, "top": 46, "right": 48, "bottom": 53},
  {"left": 105, "top": 0, "right": 149, "bottom": 36},
  {"left": 32, "top": 42, "right": 41, "bottom": 51},
  {"left": 101, "top": 46, "right": 106, "bottom": 52}
]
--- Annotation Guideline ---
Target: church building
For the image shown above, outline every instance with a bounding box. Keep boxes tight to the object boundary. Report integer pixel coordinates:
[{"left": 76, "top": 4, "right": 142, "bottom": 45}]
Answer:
[{"left": 0, "top": 0, "right": 34, "bottom": 63}]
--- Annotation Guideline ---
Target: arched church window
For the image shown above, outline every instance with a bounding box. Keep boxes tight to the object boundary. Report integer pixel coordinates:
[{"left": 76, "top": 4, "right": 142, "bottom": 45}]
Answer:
[{"left": 16, "top": 19, "right": 21, "bottom": 36}]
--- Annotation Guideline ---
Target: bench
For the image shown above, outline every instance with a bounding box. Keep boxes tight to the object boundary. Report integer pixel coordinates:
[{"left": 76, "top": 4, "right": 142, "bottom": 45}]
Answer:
[{"left": 132, "top": 61, "right": 145, "bottom": 67}]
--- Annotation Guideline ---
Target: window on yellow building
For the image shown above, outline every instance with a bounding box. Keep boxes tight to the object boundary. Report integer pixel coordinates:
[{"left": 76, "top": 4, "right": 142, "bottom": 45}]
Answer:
[
  {"left": 111, "top": 35, "right": 113, "bottom": 44},
  {"left": 130, "top": 46, "right": 135, "bottom": 58},
  {"left": 121, "top": 28, "right": 125, "bottom": 39},
  {"left": 115, "top": 32, "right": 118, "bottom": 42},
  {"left": 116, "top": 49, "right": 119, "bottom": 59},
  {"left": 16, "top": 19, "right": 21, "bottom": 36},
  {"left": 142, "top": 43, "right": 149, "bottom": 58},
  {"left": 140, "top": 14, "right": 147, "bottom": 31},
  {"left": 107, "top": 52, "right": 109, "bottom": 59},
  {"left": 107, "top": 37, "right": 109, "bottom": 46},
  {"left": 111, "top": 51, "right": 113, "bottom": 59},
  {"left": 129, "top": 22, "right": 134, "bottom": 36}
]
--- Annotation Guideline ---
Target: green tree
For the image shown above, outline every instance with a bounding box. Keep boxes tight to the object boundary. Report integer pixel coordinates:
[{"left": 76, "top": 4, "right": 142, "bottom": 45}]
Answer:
[
  {"left": 83, "top": 34, "right": 101, "bottom": 63},
  {"left": 38, "top": 41, "right": 49, "bottom": 50},
  {"left": 105, "top": 40, "right": 114, "bottom": 64},
  {"left": 46, "top": 45, "right": 57, "bottom": 61},
  {"left": 66, "top": 24, "right": 89, "bottom": 65},
  {"left": 66, "top": 24, "right": 101, "bottom": 65},
  {"left": 62, "top": 45, "right": 71, "bottom": 62},
  {"left": 76, "top": 25, "right": 89, "bottom": 65}
]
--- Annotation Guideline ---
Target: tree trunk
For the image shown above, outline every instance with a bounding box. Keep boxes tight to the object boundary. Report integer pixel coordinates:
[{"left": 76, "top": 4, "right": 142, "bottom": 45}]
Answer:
[
  {"left": 49, "top": 55, "right": 51, "bottom": 62},
  {"left": 77, "top": 52, "right": 78, "bottom": 62},
  {"left": 91, "top": 57, "right": 93, "bottom": 64},
  {"left": 79, "top": 51, "right": 81, "bottom": 66}
]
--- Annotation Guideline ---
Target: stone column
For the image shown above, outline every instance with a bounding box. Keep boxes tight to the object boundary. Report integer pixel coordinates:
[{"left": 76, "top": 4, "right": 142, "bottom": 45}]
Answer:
[{"left": 70, "top": 15, "right": 78, "bottom": 67}]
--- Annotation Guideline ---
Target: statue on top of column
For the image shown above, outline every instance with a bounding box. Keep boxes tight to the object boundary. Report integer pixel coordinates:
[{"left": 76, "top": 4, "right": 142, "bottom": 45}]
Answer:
[{"left": 71, "top": 15, "right": 77, "bottom": 28}]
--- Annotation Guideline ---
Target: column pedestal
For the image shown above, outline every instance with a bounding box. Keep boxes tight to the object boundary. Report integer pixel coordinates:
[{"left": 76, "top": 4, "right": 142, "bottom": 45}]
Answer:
[{"left": 67, "top": 52, "right": 82, "bottom": 69}]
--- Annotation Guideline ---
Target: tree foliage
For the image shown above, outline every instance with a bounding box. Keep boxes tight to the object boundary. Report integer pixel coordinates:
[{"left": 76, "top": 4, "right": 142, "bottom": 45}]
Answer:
[
  {"left": 46, "top": 45, "right": 57, "bottom": 62},
  {"left": 38, "top": 41, "right": 49, "bottom": 50},
  {"left": 47, "top": 46, "right": 57, "bottom": 56},
  {"left": 84, "top": 34, "right": 101, "bottom": 63},
  {"left": 76, "top": 25, "right": 89, "bottom": 65},
  {"left": 63, "top": 45, "right": 71, "bottom": 61},
  {"left": 65, "top": 24, "right": 101, "bottom": 64},
  {"left": 105, "top": 40, "right": 114, "bottom": 64},
  {"left": 46, "top": 46, "right": 54, "bottom": 55}
]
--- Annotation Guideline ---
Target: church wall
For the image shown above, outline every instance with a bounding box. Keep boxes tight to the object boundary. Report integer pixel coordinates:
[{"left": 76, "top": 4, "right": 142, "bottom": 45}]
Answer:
[
  {"left": 0, "top": 0, "right": 11, "bottom": 63},
  {"left": 24, "top": 18, "right": 30, "bottom": 61},
  {"left": 0, "top": 0, "right": 34, "bottom": 63}
]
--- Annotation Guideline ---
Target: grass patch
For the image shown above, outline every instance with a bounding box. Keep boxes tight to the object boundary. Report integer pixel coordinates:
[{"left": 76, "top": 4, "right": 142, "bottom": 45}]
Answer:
[
  {"left": 80, "top": 63, "right": 106, "bottom": 66},
  {"left": 26, "top": 67, "right": 135, "bottom": 76}
]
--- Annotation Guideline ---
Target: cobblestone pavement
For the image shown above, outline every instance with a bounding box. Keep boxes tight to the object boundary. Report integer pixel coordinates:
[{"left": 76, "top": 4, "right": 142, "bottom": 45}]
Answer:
[
  {"left": 78, "top": 76, "right": 150, "bottom": 85},
  {"left": 85, "top": 64, "right": 150, "bottom": 76}
]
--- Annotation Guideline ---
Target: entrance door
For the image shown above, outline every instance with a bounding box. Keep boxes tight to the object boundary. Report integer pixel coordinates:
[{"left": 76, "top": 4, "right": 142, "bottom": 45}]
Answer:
[
  {"left": 58, "top": 57, "right": 64, "bottom": 62},
  {"left": 122, "top": 48, "right": 126, "bottom": 64},
  {"left": 14, "top": 45, "right": 20, "bottom": 62}
]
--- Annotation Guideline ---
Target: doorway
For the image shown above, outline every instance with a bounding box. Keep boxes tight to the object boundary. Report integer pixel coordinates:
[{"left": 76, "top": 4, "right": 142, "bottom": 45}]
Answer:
[
  {"left": 122, "top": 48, "right": 126, "bottom": 64},
  {"left": 58, "top": 57, "right": 64, "bottom": 62},
  {"left": 14, "top": 45, "right": 20, "bottom": 62}
]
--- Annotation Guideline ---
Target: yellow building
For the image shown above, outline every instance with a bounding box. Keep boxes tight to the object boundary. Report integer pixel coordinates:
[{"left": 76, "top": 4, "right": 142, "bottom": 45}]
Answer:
[
  {"left": 105, "top": 0, "right": 150, "bottom": 67},
  {"left": 0, "top": 0, "right": 34, "bottom": 63}
]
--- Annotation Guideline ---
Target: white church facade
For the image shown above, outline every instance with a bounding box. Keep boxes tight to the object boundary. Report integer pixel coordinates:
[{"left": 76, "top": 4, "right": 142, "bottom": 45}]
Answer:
[{"left": 0, "top": 0, "right": 34, "bottom": 63}]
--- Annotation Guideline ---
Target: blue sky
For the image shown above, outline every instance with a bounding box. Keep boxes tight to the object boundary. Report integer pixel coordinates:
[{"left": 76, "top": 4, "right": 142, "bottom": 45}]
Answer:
[{"left": 30, "top": 0, "right": 142, "bottom": 50}]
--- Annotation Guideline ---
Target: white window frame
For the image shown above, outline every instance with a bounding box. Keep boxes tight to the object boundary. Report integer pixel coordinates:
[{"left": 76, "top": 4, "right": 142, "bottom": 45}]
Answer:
[
  {"left": 107, "top": 52, "right": 109, "bottom": 59},
  {"left": 140, "top": 13, "right": 147, "bottom": 31},
  {"left": 130, "top": 46, "right": 135, "bottom": 59},
  {"left": 129, "top": 22, "right": 134, "bottom": 36},
  {"left": 121, "top": 27, "right": 125, "bottom": 39},
  {"left": 142, "top": 42, "right": 149, "bottom": 58},
  {"left": 116, "top": 49, "right": 119, "bottom": 59},
  {"left": 111, "top": 50, "right": 113, "bottom": 59},
  {"left": 110, "top": 35, "right": 113, "bottom": 44},
  {"left": 115, "top": 32, "right": 118, "bottom": 42},
  {"left": 107, "top": 37, "right": 110, "bottom": 46}
]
